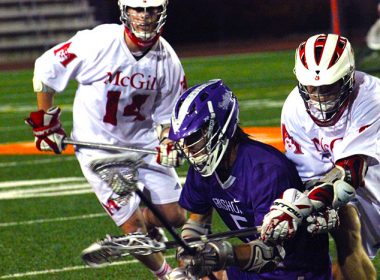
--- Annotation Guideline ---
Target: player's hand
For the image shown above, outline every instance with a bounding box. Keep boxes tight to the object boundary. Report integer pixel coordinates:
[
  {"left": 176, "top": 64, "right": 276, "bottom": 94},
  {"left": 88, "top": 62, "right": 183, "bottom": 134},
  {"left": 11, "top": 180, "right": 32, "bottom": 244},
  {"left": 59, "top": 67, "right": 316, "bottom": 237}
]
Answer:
[
  {"left": 156, "top": 138, "right": 184, "bottom": 167},
  {"left": 25, "top": 106, "right": 66, "bottom": 154},
  {"left": 306, "top": 208, "right": 340, "bottom": 234},
  {"left": 177, "top": 241, "right": 234, "bottom": 278},
  {"left": 242, "top": 239, "right": 285, "bottom": 273},
  {"left": 261, "top": 188, "right": 313, "bottom": 243}
]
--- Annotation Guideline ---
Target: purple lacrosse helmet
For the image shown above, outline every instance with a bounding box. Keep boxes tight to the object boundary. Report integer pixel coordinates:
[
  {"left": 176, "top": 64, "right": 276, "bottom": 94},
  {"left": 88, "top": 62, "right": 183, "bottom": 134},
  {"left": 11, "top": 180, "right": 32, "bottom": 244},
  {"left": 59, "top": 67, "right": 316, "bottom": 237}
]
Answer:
[{"left": 169, "top": 79, "right": 239, "bottom": 176}]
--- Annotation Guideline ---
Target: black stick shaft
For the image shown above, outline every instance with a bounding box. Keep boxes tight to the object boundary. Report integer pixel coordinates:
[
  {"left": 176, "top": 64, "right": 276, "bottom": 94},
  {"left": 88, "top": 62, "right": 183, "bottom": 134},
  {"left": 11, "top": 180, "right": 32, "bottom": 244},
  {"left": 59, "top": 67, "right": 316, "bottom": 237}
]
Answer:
[
  {"left": 135, "top": 189, "right": 217, "bottom": 280},
  {"left": 164, "top": 226, "right": 261, "bottom": 249},
  {"left": 135, "top": 188, "right": 196, "bottom": 255}
]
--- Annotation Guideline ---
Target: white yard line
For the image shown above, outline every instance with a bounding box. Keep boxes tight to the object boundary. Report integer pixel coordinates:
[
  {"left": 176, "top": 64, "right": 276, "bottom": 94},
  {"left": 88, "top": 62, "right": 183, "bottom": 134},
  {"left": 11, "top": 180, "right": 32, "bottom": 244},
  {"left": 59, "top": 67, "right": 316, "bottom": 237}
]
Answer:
[
  {"left": 0, "top": 184, "right": 91, "bottom": 199},
  {"left": 0, "top": 177, "right": 85, "bottom": 188},
  {"left": 0, "top": 157, "right": 77, "bottom": 168},
  {"left": 0, "top": 255, "right": 175, "bottom": 279},
  {"left": 0, "top": 213, "right": 107, "bottom": 227},
  {"left": 0, "top": 177, "right": 186, "bottom": 199}
]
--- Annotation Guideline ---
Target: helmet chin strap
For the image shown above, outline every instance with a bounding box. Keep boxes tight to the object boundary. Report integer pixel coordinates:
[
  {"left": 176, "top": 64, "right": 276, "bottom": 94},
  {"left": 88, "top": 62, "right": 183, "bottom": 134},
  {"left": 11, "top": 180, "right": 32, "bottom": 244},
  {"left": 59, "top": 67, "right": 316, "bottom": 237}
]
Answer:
[{"left": 124, "top": 26, "right": 161, "bottom": 49}]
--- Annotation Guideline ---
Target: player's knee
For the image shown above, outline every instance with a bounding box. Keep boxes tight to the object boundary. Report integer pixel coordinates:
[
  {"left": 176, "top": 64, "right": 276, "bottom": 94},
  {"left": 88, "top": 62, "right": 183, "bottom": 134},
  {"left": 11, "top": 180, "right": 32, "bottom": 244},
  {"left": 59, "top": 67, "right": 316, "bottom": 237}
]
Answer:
[
  {"left": 160, "top": 203, "right": 186, "bottom": 227},
  {"left": 169, "top": 206, "right": 186, "bottom": 227}
]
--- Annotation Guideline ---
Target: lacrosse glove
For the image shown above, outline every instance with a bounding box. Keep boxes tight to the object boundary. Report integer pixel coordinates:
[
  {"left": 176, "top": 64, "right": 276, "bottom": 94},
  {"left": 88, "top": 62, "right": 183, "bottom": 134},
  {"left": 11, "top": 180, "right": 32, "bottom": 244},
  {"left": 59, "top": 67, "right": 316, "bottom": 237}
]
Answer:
[
  {"left": 156, "top": 138, "right": 184, "bottom": 167},
  {"left": 306, "top": 208, "right": 340, "bottom": 234},
  {"left": 25, "top": 106, "right": 66, "bottom": 154},
  {"left": 177, "top": 241, "right": 235, "bottom": 278},
  {"left": 261, "top": 188, "right": 313, "bottom": 243}
]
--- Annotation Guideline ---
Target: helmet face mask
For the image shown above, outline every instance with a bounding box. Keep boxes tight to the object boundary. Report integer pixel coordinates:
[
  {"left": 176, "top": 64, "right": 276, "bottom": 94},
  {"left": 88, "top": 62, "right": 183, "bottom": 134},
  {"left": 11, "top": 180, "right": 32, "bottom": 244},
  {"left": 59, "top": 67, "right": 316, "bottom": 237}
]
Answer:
[
  {"left": 126, "top": 7, "right": 164, "bottom": 41},
  {"left": 118, "top": 0, "right": 168, "bottom": 48},
  {"left": 294, "top": 34, "right": 355, "bottom": 126},
  {"left": 169, "top": 79, "right": 239, "bottom": 177}
]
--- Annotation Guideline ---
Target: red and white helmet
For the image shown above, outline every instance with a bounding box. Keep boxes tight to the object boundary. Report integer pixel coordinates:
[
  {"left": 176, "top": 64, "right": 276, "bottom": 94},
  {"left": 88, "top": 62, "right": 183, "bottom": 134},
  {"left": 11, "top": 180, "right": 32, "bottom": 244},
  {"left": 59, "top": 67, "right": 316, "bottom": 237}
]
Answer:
[
  {"left": 118, "top": 0, "right": 168, "bottom": 49},
  {"left": 294, "top": 34, "right": 355, "bottom": 126}
]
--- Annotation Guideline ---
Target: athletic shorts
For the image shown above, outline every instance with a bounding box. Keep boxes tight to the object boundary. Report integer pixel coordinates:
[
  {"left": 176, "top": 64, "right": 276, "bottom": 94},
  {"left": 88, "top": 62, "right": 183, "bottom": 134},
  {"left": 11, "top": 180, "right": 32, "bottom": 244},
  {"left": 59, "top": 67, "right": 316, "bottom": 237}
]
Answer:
[
  {"left": 349, "top": 196, "right": 380, "bottom": 259},
  {"left": 76, "top": 150, "right": 182, "bottom": 226}
]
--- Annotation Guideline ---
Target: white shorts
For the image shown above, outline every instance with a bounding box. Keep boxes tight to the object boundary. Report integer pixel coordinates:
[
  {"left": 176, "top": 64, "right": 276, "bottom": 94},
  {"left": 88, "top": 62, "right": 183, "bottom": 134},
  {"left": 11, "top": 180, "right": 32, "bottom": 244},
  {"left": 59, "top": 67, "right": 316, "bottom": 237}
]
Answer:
[
  {"left": 349, "top": 196, "right": 380, "bottom": 259},
  {"left": 76, "top": 150, "right": 182, "bottom": 226}
]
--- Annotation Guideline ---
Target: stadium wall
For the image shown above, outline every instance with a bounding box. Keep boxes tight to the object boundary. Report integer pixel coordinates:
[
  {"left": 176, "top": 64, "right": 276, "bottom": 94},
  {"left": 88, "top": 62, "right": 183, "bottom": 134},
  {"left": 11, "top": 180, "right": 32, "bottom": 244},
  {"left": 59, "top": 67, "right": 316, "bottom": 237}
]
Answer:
[{"left": 91, "top": 0, "right": 378, "bottom": 46}]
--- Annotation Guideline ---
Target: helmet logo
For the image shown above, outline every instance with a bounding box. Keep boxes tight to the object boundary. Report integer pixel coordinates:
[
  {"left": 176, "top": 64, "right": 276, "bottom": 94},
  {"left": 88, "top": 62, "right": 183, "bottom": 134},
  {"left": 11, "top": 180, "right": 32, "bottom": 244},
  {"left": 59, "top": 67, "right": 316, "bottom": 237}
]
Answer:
[
  {"left": 315, "top": 70, "right": 320, "bottom": 81},
  {"left": 218, "top": 91, "right": 232, "bottom": 110}
]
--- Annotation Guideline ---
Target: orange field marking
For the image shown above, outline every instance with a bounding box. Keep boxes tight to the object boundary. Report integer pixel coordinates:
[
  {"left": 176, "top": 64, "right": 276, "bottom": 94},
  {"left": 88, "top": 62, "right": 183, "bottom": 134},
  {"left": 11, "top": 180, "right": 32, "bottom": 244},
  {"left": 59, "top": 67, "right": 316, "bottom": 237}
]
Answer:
[{"left": 0, "top": 127, "right": 283, "bottom": 155}]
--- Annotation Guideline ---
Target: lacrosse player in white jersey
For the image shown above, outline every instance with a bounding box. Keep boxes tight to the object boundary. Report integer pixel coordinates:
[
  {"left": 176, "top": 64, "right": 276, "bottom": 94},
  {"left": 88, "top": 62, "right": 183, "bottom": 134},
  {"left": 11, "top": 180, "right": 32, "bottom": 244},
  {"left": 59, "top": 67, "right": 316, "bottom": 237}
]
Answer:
[
  {"left": 25, "top": 0, "right": 187, "bottom": 278},
  {"left": 262, "top": 34, "right": 379, "bottom": 280}
]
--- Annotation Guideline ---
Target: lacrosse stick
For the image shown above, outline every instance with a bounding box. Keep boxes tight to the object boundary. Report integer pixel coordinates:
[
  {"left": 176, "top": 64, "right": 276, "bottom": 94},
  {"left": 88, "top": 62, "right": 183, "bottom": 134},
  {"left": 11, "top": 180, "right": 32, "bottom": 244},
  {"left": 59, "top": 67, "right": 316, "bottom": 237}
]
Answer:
[
  {"left": 63, "top": 138, "right": 157, "bottom": 154},
  {"left": 88, "top": 153, "right": 218, "bottom": 279},
  {"left": 81, "top": 226, "right": 261, "bottom": 266},
  {"left": 88, "top": 153, "right": 196, "bottom": 255}
]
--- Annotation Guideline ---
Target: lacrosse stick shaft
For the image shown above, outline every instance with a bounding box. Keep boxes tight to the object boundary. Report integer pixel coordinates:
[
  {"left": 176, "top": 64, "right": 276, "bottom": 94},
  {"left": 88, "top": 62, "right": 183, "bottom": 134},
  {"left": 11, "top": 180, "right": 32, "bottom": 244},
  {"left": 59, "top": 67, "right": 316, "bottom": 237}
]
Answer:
[
  {"left": 134, "top": 188, "right": 196, "bottom": 255},
  {"left": 63, "top": 138, "right": 157, "bottom": 154},
  {"left": 164, "top": 226, "right": 262, "bottom": 250}
]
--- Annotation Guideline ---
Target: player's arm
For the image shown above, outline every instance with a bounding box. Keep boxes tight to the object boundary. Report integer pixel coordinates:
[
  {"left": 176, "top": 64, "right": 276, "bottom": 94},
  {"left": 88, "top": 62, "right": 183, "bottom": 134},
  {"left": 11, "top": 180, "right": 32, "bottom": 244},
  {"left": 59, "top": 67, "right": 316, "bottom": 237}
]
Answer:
[
  {"left": 181, "top": 209, "right": 213, "bottom": 239},
  {"left": 307, "top": 155, "right": 368, "bottom": 210},
  {"left": 25, "top": 81, "right": 66, "bottom": 154},
  {"left": 178, "top": 238, "right": 285, "bottom": 278}
]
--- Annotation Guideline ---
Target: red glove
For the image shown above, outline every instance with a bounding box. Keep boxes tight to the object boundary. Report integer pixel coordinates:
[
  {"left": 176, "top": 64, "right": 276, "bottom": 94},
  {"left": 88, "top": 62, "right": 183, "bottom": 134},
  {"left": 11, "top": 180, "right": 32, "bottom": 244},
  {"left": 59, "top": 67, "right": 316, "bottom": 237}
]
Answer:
[
  {"left": 25, "top": 107, "right": 66, "bottom": 154},
  {"left": 156, "top": 140, "right": 184, "bottom": 167}
]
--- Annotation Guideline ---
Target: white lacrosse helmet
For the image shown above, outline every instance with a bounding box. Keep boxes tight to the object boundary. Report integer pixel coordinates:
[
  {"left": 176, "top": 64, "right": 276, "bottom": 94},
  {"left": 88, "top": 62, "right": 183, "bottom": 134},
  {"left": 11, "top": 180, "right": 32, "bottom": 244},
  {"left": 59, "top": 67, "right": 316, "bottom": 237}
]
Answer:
[
  {"left": 294, "top": 34, "right": 355, "bottom": 126},
  {"left": 118, "top": 0, "right": 168, "bottom": 48}
]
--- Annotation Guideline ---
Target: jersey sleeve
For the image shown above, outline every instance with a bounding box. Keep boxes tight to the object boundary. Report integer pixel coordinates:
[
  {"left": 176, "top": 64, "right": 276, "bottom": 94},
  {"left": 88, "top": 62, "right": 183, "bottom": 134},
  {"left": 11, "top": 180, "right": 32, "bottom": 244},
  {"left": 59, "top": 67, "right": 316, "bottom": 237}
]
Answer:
[
  {"left": 151, "top": 42, "right": 186, "bottom": 125},
  {"left": 33, "top": 29, "right": 96, "bottom": 93},
  {"left": 334, "top": 90, "right": 380, "bottom": 166},
  {"left": 179, "top": 169, "right": 212, "bottom": 215}
]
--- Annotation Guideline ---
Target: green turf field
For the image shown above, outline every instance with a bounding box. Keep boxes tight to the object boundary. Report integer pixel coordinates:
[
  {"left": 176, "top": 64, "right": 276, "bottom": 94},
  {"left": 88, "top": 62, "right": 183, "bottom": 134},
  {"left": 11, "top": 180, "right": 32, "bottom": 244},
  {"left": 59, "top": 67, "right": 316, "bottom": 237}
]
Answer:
[{"left": 0, "top": 50, "right": 379, "bottom": 279}]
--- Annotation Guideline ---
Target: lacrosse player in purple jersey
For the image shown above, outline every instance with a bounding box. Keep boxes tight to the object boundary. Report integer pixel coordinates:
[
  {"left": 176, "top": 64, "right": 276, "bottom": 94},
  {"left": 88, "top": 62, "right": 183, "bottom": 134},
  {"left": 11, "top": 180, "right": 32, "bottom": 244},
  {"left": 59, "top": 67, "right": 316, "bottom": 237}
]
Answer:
[{"left": 167, "top": 79, "right": 333, "bottom": 280}]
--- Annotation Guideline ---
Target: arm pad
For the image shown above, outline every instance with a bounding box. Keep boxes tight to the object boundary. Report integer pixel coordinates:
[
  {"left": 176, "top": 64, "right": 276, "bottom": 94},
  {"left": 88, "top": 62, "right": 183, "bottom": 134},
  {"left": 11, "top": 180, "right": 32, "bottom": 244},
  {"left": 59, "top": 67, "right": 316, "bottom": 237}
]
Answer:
[
  {"left": 181, "top": 219, "right": 212, "bottom": 239},
  {"left": 307, "top": 155, "right": 366, "bottom": 210}
]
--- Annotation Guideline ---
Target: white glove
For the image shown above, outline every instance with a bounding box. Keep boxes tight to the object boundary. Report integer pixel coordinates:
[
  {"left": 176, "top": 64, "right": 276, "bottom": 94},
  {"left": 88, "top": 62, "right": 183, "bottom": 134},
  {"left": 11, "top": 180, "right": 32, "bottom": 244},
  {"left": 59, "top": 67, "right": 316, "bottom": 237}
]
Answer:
[
  {"left": 156, "top": 140, "right": 184, "bottom": 167},
  {"left": 306, "top": 208, "right": 340, "bottom": 234},
  {"left": 261, "top": 188, "right": 313, "bottom": 243}
]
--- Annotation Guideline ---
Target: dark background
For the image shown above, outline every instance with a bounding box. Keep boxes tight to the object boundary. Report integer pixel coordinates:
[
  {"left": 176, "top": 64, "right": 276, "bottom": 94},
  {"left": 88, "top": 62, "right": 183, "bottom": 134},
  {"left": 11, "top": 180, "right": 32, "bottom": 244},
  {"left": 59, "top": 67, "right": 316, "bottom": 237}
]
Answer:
[{"left": 88, "top": 0, "right": 379, "bottom": 47}]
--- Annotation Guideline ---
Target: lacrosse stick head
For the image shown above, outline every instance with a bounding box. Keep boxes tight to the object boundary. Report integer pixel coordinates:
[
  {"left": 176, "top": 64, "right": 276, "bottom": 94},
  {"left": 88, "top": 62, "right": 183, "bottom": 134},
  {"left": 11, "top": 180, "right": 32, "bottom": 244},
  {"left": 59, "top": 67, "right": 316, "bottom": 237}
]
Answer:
[
  {"left": 89, "top": 152, "right": 145, "bottom": 197},
  {"left": 81, "top": 233, "right": 166, "bottom": 267}
]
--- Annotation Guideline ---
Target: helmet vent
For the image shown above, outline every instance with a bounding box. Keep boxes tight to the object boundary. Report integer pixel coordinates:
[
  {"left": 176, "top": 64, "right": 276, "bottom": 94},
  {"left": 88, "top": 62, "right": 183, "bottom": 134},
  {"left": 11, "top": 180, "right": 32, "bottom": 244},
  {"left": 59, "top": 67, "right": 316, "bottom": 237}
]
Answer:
[
  {"left": 328, "top": 37, "right": 347, "bottom": 69},
  {"left": 200, "top": 91, "right": 209, "bottom": 102},
  {"left": 298, "top": 42, "right": 308, "bottom": 69},
  {"left": 314, "top": 35, "right": 327, "bottom": 65},
  {"left": 188, "top": 103, "right": 196, "bottom": 115}
]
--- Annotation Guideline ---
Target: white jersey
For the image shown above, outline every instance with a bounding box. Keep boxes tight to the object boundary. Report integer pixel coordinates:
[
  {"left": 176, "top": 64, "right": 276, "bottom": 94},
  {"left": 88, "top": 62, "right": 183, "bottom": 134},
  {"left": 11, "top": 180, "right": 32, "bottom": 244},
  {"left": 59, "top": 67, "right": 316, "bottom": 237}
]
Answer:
[
  {"left": 282, "top": 71, "right": 380, "bottom": 257},
  {"left": 34, "top": 24, "right": 186, "bottom": 154},
  {"left": 281, "top": 71, "right": 380, "bottom": 205}
]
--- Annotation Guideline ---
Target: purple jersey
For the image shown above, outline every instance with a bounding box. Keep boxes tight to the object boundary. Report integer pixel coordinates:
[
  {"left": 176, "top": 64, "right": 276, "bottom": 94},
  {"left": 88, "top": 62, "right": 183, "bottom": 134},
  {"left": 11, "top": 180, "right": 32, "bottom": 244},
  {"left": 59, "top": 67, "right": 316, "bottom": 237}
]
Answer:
[{"left": 180, "top": 139, "right": 331, "bottom": 279}]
